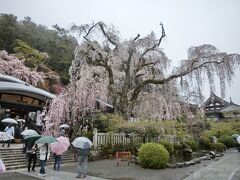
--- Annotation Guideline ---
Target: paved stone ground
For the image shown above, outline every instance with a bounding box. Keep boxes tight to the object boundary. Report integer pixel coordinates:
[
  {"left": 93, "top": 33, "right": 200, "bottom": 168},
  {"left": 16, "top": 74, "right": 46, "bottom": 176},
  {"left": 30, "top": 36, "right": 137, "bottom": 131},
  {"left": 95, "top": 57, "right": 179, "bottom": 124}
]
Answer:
[
  {"left": 0, "top": 172, "right": 42, "bottom": 180},
  {"left": 17, "top": 168, "right": 108, "bottom": 180},
  {"left": 232, "top": 168, "right": 240, "bottom": 180},
  {"left": 184, "top": 149, "right": 240, "bottom": 180},
  {"left": 61, "top": 158, "right": 213, "bottom": 180},
  {"left": 1, "top": 149, "right": 239, "bottom": 180}
]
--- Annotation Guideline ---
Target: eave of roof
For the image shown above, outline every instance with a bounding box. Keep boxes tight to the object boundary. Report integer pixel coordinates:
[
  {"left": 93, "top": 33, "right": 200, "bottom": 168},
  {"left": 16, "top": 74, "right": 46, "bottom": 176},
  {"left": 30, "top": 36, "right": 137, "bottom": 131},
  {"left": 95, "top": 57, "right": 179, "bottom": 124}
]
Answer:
[
  {"left": 0, "top": 73, "right": 26, "bottom": 84},
  {"left": 0, "top": 81, "right": 55, "bottom": 100},
  {"left": 220, "top": 104, "right": 240, "bottom": 112}
]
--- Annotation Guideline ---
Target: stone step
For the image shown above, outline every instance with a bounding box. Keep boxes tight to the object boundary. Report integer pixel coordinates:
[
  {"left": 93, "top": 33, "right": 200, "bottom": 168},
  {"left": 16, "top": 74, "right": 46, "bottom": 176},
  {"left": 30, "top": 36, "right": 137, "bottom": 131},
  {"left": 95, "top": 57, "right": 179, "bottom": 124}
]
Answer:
[
  {"left": 0, "top": 150, "right": 24, "bottom": 154},
  {"left": 4, "top": 159, "right": 75, "bottom": 167},
  {"left": 0, "top": 147, "right": 76, "bottom": 170},
  {"left": 3, "top": 157, "right": 73, "bottom": 164},
  {"left": 0, "top": 149, "right": 24, "bottom": 152},
  {"left": 5, "top": 159, "right": 77, "bottom": 170},
  {"left": 1, "top": 157, "right": 72, "bottom": 163},
  {"left": 0, "top": 153, "right": 71, "bottom": 158}
]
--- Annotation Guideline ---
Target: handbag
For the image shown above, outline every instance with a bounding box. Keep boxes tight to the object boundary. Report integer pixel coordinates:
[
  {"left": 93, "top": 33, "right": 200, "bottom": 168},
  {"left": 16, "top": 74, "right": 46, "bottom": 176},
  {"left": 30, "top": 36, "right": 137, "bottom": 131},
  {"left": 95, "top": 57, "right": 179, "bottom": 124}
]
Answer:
[{"left": 0, "top": 159, "right": 6, "bottom": 173}]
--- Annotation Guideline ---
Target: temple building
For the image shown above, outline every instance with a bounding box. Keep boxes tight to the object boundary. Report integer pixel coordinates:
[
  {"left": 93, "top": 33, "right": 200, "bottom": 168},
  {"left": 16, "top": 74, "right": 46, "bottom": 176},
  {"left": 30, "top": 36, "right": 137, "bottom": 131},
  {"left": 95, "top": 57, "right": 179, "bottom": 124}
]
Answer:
[
  {"left": 0, "top": 73, "right": 55, "bottom": 131},
  {"left": 204, "top": 92, "right": 240, "bottom": 119}
]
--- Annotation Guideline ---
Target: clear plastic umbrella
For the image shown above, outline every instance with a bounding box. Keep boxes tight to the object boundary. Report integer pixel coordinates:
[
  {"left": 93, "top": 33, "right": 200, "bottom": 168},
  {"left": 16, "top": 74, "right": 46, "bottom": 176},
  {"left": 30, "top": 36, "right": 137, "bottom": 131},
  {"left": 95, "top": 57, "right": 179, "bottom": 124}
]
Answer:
[
  {"left": 59, "top": 124, "right": 70, "bottom": 129},
  {"left": 17, "top": 119, "right": 26, "bottom": 123},
  {"left": 1, "top": 118, "right": 18, "bottom": 124},
  {"left": 21, "top": 129, "right": 39, "bottom": 136},
  {"left": 72, "top": 137, "right": 92, "bottom": 149}
]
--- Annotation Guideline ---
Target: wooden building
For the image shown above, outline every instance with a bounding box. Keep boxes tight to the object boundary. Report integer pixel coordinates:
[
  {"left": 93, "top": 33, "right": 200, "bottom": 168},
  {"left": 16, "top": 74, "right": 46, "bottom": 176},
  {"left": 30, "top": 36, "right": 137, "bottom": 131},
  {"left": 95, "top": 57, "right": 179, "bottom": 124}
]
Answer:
[
  {"left": 204, "top": 92, "right": 240, "bottom": 119},
  {"left": 0, "top": 74, "right": 55, "bottom": 131}
]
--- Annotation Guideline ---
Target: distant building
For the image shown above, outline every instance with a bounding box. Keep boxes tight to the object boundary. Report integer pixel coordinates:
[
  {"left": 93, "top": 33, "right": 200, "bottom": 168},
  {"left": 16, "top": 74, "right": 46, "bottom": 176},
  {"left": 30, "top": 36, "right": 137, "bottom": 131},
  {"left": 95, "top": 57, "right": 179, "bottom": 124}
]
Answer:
[{"left": 204, "top": 92, "right": 240, "bottom": 119}]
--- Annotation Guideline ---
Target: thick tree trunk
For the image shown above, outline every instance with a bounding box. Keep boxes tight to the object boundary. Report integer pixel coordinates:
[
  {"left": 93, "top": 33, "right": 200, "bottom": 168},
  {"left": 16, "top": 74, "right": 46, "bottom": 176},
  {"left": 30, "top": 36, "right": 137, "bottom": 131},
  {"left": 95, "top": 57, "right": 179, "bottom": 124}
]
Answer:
[{"left": 117, "top": 95, "right": 133, "bottom": 120}]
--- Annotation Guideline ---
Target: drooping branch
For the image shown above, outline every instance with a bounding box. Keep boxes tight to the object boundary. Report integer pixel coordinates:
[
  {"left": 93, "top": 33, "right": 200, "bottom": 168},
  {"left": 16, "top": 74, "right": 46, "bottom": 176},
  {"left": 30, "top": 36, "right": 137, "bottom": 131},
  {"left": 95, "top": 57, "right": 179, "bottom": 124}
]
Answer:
[
  {"left": 83, "top": 23, "right": 98, "bottom": 41},
  {"left": 98, "top": 22, "right": 119, "bottom": 48},
  {"left": 70, "top": 22, "right": 240, "bottom": 120},
  {"left": 130, "top": 53, "right": 240, "bottom": 102},
  {"left": 133, "top": 34, "right": 140, "bottom": 41},
  {"left": 140, "top": 23, "right": 166, "bottom": 58}
]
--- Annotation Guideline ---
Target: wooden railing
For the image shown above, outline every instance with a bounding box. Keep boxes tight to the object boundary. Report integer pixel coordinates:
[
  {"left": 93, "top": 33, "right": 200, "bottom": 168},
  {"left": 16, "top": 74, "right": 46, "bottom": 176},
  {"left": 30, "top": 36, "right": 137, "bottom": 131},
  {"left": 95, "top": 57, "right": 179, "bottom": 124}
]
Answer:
[
  {"left": 93, "top": 129, "right": 131, "bottom": 148},
  {"left": 92, "top": 128, "right": 178, "bottom": 149}
]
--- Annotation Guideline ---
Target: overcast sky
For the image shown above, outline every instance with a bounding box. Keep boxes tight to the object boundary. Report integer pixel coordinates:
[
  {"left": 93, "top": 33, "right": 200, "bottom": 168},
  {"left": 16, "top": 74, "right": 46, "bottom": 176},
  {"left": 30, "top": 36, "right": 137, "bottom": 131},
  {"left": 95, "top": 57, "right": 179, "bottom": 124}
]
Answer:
[{"left": 1, "top": 0, "right": 240, "bottom": 103}]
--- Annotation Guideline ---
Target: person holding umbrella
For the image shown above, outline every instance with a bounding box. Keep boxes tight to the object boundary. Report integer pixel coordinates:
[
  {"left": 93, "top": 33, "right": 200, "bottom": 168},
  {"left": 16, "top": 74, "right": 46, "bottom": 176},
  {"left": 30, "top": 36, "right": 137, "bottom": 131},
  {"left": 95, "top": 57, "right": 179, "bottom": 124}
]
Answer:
[
  {"left": 26, "top": 143, "right": 38, "bottom": 172},
  {"left": 72, "top": 136, "right": 92, "bottom": 179},
  {"left": 2, "top": 124, "right": 14, "bottom": 148},
  {"left": 51, "top": 136, "right": 70, "bottom": 171},
  {"left": 23, "top": 134, "right": 41, "bottom": 170},
  {"left": 35, "top": 136, "right": 56, "bottom": 177},
  {"left": 38, "top": 143, "right": 50, "bottom": 177}
]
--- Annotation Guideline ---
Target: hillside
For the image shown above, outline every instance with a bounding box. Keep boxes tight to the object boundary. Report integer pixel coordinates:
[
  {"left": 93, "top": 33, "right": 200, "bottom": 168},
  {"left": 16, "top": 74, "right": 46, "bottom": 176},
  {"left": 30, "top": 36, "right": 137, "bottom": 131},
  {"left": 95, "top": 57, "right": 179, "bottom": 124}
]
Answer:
[{"left": 0, "top": 13, "right": 78, "bottom": 85}]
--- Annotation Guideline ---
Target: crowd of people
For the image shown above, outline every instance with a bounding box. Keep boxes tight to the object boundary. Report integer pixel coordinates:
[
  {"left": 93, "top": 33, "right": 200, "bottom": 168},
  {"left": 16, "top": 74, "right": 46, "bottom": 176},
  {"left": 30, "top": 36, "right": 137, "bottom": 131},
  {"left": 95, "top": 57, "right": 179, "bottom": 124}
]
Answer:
[
  {"left": 0, "top": 113, "right": 91, "bottom": 179},
  {"left": 25, "top": 128, "right": 64, "bottom": 177}
]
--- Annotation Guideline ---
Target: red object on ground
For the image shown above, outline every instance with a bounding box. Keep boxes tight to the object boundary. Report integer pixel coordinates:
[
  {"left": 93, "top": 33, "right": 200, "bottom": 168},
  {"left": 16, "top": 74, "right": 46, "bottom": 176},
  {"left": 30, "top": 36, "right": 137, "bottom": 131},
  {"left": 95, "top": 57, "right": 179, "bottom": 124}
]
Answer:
[{"left": 116, "top": 151, "right": 131, "bottom": 166}]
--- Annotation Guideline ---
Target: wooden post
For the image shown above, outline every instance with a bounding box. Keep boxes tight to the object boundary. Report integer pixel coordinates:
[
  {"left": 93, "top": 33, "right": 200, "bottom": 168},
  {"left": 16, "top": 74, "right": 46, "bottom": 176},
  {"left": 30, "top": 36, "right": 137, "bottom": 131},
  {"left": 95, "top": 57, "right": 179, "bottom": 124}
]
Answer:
[{"left": 93, "top": 128, "right": 98, "bottom": 149}]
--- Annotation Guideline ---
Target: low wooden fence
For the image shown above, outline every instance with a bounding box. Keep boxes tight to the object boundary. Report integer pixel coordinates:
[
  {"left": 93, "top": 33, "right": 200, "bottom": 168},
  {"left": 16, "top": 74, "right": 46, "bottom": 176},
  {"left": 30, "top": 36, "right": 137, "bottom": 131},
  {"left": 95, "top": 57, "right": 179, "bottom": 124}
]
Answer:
[{"left": 92, "top": 129, "right": 178, "bottom": 149}]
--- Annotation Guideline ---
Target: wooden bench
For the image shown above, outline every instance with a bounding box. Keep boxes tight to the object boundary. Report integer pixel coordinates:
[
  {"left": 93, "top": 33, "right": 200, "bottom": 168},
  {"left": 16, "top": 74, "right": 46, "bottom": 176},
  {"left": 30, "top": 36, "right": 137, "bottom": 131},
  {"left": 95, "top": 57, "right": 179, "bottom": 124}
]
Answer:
[{"left": 116, "top": 151, "right": 131, "bottom": 166}]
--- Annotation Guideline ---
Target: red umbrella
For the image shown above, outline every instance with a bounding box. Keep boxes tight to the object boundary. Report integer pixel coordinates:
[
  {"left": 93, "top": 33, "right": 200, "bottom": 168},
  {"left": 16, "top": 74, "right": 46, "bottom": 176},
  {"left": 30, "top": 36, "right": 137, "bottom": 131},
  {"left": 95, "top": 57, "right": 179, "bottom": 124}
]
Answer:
[{"left": 50, "top": 136, "right": 70, "bottom": 155}]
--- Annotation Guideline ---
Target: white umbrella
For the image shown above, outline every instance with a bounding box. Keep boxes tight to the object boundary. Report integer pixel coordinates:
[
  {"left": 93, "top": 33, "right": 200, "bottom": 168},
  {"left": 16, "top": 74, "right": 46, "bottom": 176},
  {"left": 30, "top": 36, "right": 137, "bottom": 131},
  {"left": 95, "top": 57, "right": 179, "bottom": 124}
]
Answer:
[
  {"left": 1, "top": 118, "right": 18, "bottom": 124},
  {"left": 17, "top": 119, "right": 26, "bottom": 123},
  {"left": 59, "top": 124, "right": 70, "bottom": 129},
  {"left": 72, "top": 137, "right": 93, "bottom": 149},
  {"left": 21, "top": 129, "right": 39, "bottom": 136}
]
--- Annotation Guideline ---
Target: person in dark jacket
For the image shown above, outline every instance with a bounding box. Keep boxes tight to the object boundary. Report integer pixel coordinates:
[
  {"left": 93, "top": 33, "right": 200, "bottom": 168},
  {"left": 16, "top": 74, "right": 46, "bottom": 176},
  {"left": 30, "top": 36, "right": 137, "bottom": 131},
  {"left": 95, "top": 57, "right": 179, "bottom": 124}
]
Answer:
[
  {"left": 76, "top": 148, "right": 90, "bottom": 179},
  {"left": 27, "top": 143, "right": 37, "bottom": 172}
]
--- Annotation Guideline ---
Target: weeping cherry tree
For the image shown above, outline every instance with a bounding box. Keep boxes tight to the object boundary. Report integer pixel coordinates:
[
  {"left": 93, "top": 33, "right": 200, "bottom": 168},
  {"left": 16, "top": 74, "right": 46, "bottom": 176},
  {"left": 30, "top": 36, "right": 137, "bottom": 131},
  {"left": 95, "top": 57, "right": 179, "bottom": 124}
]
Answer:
[{"left": 68, "top": 22, "right": 240, "bottom": 119}]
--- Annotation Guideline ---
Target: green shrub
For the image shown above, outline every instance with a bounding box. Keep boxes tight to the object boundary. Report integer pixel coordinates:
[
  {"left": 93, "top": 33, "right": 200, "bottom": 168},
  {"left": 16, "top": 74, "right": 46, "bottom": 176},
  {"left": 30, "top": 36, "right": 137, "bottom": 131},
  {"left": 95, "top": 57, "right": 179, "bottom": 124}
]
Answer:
[
  {"left": 181, "top": 142, "right": 191, "bottom": 149},
  {"left": 199, "top": 136, "right": 212, "bottom": 149},
  {"left": 185, "top": 140, "right": 198, "bottom": 151},
  {"left": 138, "top": 143, "right": 169, "bottom": 169},
  {"left": 160, "top": 141, "right": 174, "bottom": 154},
  {"left": 173, "top": 143, "right": 183, "bottom": 151},
  {"left": 100, "top": 144, "right": 113, "bottom": 158},
  {"left": 218, "top": 135, "right": 236, "bottom": 148},
  {"left": 82, "top": 131, "right": 93, "bottom": 141},
  {"left": 211, "top": 142, "right": 226, "bottom": 152}
]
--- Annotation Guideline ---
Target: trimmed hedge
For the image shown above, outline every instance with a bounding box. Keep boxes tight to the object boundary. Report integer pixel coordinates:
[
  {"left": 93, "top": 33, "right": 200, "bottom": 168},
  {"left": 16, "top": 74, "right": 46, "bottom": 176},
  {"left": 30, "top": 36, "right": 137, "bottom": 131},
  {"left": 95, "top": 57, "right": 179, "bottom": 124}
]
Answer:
[
  {"left": 218, "top": 135, "right": 236, "bottom": 148},
  {"left": 211, "top": 142, "right": 226, "bottom": 152},
  {"left": 199, "top": 136, "right": 212, "bottom": 149},
  {"left": 160, "top": 141, "right": 174, "bottom": 154},
  {"left": 138, "top": 143, "right": 169, "bottom": 169}
]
